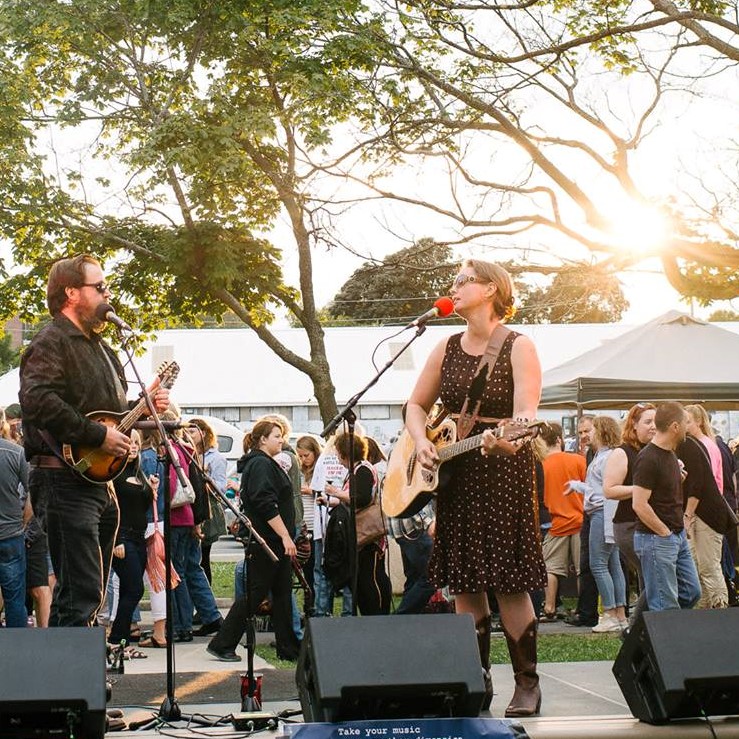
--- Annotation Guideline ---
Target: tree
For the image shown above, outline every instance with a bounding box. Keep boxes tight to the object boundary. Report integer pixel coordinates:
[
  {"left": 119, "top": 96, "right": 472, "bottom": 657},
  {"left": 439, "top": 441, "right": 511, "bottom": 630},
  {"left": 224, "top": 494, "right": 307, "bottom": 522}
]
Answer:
[
  {"left": 327, "top": 239, "right": 461, "bottom": 325},
  {"left": 516, "top": 267, "right": 629, "bottom": 324},
  {"left": 708, "top": 309, "right": 739, "bottom": 321},
  {"left": 0, "top": 0, "right": 392, "bottom": 423},
  {"left": 332, "top": 0, "right": 739, "bottom": 303},
  {"left": 0, "top": 332, "right": 19, "bottom": 375}
]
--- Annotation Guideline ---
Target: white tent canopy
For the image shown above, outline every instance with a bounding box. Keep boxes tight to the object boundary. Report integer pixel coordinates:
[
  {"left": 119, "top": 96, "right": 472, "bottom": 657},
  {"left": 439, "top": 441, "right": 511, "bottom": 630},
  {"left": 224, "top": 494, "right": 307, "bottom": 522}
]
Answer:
[{"left": 540, "top": 311, "right": 739, "bottom": 410}]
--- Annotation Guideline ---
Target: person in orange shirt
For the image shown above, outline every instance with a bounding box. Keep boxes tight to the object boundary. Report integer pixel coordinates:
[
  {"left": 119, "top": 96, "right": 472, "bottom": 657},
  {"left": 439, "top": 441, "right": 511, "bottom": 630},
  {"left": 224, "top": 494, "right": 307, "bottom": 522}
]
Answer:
[{"left": 540, "top": 422, "right": 586, "bottom": 619}]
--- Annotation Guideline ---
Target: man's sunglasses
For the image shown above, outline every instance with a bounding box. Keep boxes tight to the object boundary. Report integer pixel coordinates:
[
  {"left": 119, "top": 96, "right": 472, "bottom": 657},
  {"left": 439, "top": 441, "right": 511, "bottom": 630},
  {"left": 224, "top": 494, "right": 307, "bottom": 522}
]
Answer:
[{"left": 80, "top": 282, "right": 110, "bottom": 294}]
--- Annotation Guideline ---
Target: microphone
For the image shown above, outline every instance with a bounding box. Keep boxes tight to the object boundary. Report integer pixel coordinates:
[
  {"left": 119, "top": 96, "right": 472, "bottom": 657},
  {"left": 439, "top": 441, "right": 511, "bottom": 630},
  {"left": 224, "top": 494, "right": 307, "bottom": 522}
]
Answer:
[
  {"left": 406, "top": 296, "right": 455, "bottom": 328},
  {"left": 95, "top": 303, "right": 133, "bottom": 332}
]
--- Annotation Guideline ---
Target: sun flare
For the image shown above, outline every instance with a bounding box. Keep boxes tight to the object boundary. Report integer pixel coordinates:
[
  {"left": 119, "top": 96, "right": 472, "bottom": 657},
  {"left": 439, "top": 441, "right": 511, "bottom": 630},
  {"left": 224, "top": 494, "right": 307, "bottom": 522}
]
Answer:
[{"left": 601, "top": 200, "right": 671, "bottom": 255}]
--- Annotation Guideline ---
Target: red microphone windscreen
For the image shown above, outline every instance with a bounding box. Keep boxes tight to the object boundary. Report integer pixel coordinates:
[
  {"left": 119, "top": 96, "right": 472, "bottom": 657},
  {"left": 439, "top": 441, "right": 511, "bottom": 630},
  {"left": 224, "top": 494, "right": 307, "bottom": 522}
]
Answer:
[{"left": 434, "top": 296, "right": 455, "bottom": 317}]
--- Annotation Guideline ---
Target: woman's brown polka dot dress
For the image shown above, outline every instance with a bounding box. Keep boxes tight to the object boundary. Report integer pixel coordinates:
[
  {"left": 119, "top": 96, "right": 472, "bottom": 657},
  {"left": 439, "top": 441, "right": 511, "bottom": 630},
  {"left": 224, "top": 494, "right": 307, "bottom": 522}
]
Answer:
[{"left": 428, "top": 332, "right": 547, "bottom": 595}]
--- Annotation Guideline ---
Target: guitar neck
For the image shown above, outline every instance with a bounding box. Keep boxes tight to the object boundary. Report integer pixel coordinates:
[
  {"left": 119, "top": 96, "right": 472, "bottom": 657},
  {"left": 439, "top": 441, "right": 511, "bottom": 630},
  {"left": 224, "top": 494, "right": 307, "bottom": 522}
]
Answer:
[
  {"left": 116, "top": 394, "right": 153, "bottom": 435},
  {"left": 436, "top": 421, "right": 542, "bottom": 464},
  {"left": 438, "top": 433, "right": 485, "bottom": 463}
]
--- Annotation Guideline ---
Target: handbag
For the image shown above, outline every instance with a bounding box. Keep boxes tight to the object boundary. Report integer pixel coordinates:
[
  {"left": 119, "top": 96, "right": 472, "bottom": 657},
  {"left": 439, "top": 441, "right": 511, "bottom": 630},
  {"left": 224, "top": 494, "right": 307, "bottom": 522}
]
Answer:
[
  {"left": 353, "top": 462, "right": 386, "bottom": 549},
  {"left": 170, "top": 475, "right": 196, "bottom": 509}
]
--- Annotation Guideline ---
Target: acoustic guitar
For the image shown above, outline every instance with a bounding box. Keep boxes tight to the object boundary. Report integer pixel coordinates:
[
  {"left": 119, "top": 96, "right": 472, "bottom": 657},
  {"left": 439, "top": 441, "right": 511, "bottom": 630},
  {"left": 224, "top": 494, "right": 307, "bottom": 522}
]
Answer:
[
  {"left": 382, "top": 417, "right": 546, "bottom": 519},
  {"left": 61, "top": 361, "right": 180, "bottom": 483}
]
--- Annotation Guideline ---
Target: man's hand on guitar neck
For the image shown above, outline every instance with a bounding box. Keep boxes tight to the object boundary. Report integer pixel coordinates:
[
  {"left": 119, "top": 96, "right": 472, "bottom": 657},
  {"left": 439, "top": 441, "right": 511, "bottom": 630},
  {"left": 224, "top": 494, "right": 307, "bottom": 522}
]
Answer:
[{"left": 101, "top": 426, "right": 132, "bottom": 458}]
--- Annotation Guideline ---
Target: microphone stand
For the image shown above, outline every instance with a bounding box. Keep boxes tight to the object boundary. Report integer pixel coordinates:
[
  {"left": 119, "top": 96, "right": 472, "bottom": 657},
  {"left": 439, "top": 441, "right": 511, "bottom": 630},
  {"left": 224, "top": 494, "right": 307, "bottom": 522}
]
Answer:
[
  {"left": 112, "top": 329, "right": 220, "bottom": 730},
  {"left": 176, "top": 440, "right": 279, "bottom": 715},
  {"left": 321, "top": 323, "right": 429, "bottom": 616}
]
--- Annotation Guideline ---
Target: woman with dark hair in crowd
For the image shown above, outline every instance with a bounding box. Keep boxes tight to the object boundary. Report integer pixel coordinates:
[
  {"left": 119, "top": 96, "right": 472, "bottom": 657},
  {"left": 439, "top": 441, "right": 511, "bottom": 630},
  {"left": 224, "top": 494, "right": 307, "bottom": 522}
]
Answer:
[
  {"left": 207, "top": 420, "right": 300, "bottom": 662},
  {"left": 109, "top": 430, "right": 155, "bottom": 655},
  {"left": 322, "top": 430, "right": 392, "bottom": 615},
  {"left": 603, "top": 403, "right": 656, "bottom": 627}
]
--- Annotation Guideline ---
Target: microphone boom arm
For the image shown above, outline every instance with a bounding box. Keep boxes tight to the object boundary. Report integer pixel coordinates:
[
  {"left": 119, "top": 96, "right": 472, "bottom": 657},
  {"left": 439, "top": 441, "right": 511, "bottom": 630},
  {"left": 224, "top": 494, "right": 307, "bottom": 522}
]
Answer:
[{"left": 321, "top": 323, "right": 427, "bottom": 438}]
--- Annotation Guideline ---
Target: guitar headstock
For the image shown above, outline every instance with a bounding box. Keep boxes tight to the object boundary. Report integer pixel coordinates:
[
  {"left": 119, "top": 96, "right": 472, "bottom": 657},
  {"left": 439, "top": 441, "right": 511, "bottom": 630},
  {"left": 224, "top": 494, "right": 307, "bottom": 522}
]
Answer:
[
  {"left": 156, "top": 361, "right": 181, "bottom": 390},
  {"left": 495, "top": 420, "right": 550, "bottom": 442}
]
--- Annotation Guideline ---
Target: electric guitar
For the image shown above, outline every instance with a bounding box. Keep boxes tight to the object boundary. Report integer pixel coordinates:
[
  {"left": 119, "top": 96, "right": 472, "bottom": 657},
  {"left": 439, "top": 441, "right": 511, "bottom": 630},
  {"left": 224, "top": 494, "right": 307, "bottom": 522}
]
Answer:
[
  {"left": 61, "top": 361, "right": 180, "bottom": 483},
  {"left": 382, "top": 417, "right": 546, "bottom": 519}
]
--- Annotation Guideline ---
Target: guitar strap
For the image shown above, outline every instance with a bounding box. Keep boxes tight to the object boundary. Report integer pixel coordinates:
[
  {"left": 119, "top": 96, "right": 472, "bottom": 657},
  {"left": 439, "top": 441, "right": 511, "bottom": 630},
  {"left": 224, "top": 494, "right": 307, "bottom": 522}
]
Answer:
[{"left": 456, "top": 324, "right": 511, "bottom": 440}]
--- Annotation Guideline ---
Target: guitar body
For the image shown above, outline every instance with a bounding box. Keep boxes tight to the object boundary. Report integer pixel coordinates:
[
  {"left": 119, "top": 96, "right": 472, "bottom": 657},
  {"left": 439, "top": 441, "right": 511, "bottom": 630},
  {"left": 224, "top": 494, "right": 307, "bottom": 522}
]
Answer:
[
  {"left": 60, "top": 361, "right": 180, "bottom": 484},
  {"left": 382, "top": 417, "right": 546, "bottom": 519},
  {"left": 382, "top": 419, "right": 458, "bottom": 519},
  {"left": 62, "top": 411, "right": 130, "bottom": 483}
]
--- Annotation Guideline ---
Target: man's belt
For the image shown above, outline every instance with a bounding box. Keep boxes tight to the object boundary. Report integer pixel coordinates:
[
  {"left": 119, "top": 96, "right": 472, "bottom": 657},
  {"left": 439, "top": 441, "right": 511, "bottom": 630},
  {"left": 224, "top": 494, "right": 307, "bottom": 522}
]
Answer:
[{"left": 30, "top": 455, "right": 67, "bottom": 470}]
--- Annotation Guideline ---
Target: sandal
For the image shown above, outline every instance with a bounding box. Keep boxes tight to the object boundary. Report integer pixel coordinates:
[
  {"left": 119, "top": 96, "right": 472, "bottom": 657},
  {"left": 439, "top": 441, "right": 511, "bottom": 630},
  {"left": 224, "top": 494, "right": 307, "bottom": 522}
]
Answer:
[
  {"left": 539, "top": 611, "right": 558, "bottom": 623},
  {"left": 122, "top": 645, "right": 148, "bottom": 659},
  {"left": 129, "top": 623, "right": 141, "bottom": 642},
  {"left": 139, "top": 636, "right": 167, "bottom": 649}
]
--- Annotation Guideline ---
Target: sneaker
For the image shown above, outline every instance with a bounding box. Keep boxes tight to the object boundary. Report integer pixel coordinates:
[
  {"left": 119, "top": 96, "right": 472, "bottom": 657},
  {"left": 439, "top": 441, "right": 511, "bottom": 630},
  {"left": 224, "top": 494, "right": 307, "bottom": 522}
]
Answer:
[
  {"left": 592, "top": 615, "right": 622, "bottom": 633},
  {"left": 618, "top": 619, "right": 629, "bottom": 631}
]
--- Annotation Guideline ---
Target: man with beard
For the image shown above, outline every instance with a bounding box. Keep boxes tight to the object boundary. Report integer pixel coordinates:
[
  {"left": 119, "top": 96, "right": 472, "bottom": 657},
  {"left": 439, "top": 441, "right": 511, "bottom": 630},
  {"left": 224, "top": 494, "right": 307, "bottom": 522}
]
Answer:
[{"left": 19, "top": 254, "right": 169, "bottom": 627}]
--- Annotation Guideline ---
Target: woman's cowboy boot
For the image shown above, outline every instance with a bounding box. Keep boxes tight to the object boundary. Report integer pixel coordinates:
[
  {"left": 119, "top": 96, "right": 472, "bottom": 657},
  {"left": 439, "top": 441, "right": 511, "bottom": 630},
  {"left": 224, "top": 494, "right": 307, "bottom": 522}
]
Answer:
[
  {"left": 476, "top": 616, "right": 494, "bottom": 711},
  {"left": 503, "top": 619, "right": 541, "bottom": 717}
]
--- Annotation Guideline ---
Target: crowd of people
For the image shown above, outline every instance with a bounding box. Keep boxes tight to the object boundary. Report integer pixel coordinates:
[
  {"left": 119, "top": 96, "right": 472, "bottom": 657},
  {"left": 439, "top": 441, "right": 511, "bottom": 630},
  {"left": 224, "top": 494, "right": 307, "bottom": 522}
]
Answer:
[{"left": 1, "top": 253, "right": 739, "bottom": 723}]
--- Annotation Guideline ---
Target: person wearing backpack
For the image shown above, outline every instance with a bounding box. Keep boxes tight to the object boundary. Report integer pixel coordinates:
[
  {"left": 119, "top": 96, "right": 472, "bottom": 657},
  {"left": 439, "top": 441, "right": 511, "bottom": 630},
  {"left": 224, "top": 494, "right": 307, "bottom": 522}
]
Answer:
[{"left": 321, "top": 431, "right": 391, "bottom": 615}]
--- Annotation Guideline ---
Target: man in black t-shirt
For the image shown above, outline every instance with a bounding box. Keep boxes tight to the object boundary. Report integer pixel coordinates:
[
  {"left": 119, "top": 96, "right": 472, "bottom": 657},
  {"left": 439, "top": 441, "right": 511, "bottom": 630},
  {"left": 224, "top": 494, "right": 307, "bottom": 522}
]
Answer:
[{"left": 632, "top": 402, "right": 701, "bottom": 612}]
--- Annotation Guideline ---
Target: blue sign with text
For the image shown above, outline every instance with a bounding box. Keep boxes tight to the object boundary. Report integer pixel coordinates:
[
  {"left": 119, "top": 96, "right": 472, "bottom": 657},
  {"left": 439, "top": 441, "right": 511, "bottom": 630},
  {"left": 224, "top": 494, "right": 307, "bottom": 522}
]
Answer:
[{"left": 282, "top": 718, "right": 528, "bottom": 739}]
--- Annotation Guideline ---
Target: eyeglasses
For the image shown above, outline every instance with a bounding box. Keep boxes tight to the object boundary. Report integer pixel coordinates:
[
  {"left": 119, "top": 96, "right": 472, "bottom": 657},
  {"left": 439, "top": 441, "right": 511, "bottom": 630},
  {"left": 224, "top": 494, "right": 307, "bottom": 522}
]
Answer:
[
  {"left": 80, "top": 281, "right": 110, "bottom": 294},
  {"left": 452, "top": 274, "right": 485, "bottom": 288}
]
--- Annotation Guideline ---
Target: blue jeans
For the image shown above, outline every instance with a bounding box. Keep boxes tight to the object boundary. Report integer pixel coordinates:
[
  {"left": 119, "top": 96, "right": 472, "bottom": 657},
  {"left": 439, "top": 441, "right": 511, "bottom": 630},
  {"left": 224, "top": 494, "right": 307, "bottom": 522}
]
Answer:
[
  {"left": 634, "top": 529, "right": 701, "bottom": 612},
  {"left": 235, "top": 557, "right": 247, "bottom": 601},
  {"left": 0, "top": 534, "right": 28, "bottom": 627},
  {"left": 170, "top": 526, "right": 194, "bottom": 633},
  {"left": 184, "top": 535, "right": 220, "bottom": 625},
  {"left": 588, "top": 508, "right": 626, "bottom": 610},
  {"left": 312, "top": 538, "right": 352, "bottom": 616},
  {"left": 396, "top": 531, "right": 435, "bottom": 614}
]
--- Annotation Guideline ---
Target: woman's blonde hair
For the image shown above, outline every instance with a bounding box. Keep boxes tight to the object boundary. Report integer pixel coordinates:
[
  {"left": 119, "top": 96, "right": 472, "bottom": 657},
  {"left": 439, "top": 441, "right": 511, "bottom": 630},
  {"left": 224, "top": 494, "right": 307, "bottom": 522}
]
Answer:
[
  {"left": 685, "top": 404, "right": 714, "bottom": 440},
  {"left": 463, "top": 259, "right": 516, "bottom": 321},
  {"left": 593, "top": 416, "right": 621, "bottom": 449}
]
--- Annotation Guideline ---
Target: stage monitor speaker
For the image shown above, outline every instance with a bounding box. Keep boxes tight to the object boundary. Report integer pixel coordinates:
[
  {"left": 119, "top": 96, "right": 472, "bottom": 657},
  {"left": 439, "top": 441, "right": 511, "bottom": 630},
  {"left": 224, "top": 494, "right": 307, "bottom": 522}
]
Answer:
[
  {"left": 613, "top": 609, "right": 739, "bottom": 724},
  {"left": 0, "top": 626, "right": 107, "bottom": 738},
  {"left": 296, "top": 613, "right": 485, "bottom": 722}
]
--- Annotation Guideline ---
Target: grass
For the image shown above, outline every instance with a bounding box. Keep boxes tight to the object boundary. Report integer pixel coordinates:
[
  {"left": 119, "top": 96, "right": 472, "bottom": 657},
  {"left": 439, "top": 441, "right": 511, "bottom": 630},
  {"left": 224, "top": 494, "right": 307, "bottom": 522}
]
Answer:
[
  {"left": 211, "top": 561, "right": 624, "bottom": 669},
  {"left": 210, "top": 560, "right": 237, "bottom": 599},
  {"left": 492, "top": 633, "right": 622, "bottom": 663}
]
